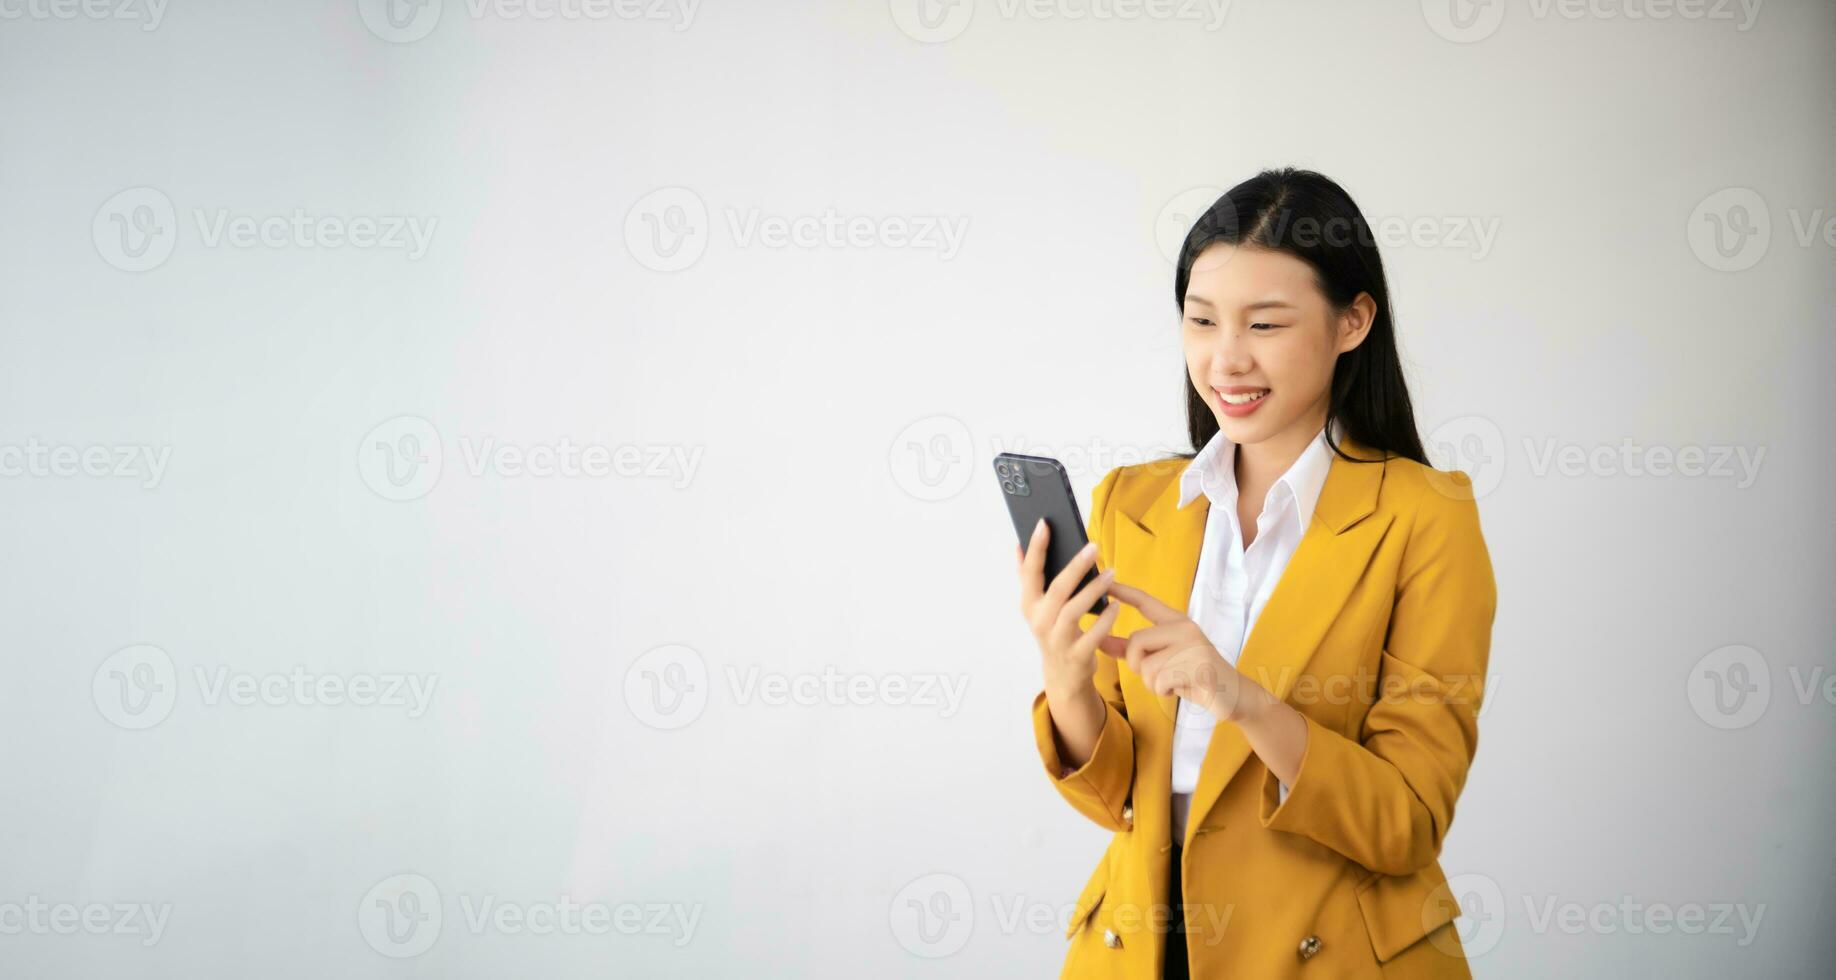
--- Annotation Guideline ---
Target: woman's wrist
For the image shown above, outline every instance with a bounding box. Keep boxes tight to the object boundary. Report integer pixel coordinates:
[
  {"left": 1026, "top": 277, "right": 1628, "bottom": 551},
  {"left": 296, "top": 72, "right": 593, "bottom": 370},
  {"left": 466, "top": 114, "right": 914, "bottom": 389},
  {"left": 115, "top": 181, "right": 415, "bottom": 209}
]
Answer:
[
  {"left": 1220, "top": 673, "right": 1276, "bottom": 727},
  {"left": 1043, "top": 679, "right": 1105, "bottom": 773},
  {"left": 1044, "top": 677, "right": 1097, "bottom": 713}
]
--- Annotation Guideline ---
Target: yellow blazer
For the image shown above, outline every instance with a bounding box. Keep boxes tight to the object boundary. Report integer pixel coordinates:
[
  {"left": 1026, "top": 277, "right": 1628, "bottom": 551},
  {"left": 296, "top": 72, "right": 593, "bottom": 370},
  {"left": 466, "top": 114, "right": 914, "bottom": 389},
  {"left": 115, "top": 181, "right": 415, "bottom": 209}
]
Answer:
[{"left": 1032, "top": 435, "right": 1497, "bottom": 978}]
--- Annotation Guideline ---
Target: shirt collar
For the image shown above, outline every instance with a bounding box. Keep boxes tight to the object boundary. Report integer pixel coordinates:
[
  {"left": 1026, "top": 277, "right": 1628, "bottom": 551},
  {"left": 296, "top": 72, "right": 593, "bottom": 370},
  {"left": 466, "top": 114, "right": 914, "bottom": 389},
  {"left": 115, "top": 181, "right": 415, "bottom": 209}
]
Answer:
[{"left": 1178, "top": 418, "right": 1340, "bottom": 529}]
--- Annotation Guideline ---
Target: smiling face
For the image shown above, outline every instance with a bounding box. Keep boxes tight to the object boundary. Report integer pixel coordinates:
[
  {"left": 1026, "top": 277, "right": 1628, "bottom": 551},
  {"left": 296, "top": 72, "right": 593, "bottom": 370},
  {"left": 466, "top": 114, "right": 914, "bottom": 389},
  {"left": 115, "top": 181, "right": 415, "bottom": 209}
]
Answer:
[{"left": 1181, "top": 242, "right": 1374, "bottom": 449}]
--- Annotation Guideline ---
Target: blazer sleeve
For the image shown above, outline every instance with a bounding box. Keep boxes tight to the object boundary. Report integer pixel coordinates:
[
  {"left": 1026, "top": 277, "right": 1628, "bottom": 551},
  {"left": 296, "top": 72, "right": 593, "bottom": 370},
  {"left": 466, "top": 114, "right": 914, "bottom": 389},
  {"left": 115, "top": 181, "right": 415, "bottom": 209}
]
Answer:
[
  {"left": 1256, "top": 470, "right": 1497, "bottom": 875},
  {"left": 1029, "top": 464, "right": 1136, "bottom": 833}
]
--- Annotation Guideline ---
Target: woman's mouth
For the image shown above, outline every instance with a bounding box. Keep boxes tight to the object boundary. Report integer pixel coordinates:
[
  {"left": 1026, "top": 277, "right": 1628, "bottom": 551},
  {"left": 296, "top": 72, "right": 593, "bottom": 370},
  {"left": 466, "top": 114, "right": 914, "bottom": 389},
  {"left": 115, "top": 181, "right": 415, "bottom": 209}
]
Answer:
[{"left": 1216, "top": 387, "right": 1270, "bottom": 417}]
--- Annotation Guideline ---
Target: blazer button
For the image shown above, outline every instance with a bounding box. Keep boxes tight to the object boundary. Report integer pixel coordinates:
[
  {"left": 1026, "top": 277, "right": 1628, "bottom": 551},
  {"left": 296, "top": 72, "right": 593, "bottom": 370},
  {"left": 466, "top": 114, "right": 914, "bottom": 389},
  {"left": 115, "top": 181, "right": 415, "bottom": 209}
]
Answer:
[
  {"left": 1121, "top": 803, "right": 1133, "bottom": 823},
  {"left": 1103, "top": 928, "right": 1123, "bottom": 949},
  {"left": 1298, "top": 935, "right": 1322, "bottom": 960}
]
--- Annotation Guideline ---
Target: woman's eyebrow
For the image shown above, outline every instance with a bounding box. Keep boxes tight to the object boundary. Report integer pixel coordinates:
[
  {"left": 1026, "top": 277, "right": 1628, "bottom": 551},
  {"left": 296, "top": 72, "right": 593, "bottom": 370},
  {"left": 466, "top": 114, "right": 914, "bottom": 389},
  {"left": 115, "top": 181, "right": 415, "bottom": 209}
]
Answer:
[{"left": 1184, "top": 294, "right": 1297, "bottom": 311}]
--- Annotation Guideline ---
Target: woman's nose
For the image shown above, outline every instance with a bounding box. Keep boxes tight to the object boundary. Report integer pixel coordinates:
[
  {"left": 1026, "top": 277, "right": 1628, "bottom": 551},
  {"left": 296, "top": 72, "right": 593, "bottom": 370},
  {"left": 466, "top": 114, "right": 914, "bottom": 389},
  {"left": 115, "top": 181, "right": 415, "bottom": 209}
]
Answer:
[{"left": 1207, "top": 326, "right": 1255, "bottom": 375}]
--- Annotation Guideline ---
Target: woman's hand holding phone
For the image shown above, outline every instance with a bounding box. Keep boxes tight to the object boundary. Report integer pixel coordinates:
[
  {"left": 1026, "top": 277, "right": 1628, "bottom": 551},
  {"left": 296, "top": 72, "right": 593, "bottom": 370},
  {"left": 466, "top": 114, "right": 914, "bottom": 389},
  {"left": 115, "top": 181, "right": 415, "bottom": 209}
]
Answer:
[
  {"left": 1017, "top": 518, "right": 1118, "bottom": 771},
  {"left": 1014, "top": 524, "right": 1300, "bottom": 779}
]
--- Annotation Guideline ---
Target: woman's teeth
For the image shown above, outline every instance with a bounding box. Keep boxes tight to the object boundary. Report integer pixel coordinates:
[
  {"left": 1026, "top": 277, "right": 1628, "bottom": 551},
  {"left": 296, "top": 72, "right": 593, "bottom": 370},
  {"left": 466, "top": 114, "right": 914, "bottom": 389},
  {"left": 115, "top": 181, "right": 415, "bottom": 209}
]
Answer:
[{"left": 1221, "top": 389, "right": 1269, "bottom": 405}]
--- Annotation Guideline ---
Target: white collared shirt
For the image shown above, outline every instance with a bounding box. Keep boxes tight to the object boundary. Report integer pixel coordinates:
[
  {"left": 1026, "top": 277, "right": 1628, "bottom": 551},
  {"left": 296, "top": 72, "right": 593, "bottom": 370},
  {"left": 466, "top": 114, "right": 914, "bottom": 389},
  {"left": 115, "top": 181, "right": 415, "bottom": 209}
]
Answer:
[{"left": 1169, "top": 420, "right": 1338, "bottom": 844}]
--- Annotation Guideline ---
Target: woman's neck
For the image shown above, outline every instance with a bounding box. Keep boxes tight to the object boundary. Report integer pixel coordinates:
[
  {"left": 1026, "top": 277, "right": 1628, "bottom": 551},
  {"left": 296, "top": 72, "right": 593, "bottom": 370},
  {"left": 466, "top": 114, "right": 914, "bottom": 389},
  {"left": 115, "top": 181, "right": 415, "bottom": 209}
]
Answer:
[{"left": 1233, "top": 408, "right": 1329, "bottom": 496}]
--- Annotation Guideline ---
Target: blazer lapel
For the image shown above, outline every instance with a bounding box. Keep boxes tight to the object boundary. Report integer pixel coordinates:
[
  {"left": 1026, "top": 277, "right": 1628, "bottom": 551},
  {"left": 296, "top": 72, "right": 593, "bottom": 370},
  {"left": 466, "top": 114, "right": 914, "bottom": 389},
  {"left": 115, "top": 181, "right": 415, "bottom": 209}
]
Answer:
[
  {"left": 1155, "top": 435, "right": 1395, "bottom": 848},
  {"left": 1115, "top": 480, "right": 1209, "bottom": 729}
]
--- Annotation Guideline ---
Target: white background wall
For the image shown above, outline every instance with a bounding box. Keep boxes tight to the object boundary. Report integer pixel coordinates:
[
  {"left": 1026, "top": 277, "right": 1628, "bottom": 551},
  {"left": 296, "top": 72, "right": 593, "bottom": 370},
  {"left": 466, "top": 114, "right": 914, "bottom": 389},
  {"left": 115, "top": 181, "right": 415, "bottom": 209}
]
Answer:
[{"left": 1, "top": 1, "right": 1831, "bottom": 976}]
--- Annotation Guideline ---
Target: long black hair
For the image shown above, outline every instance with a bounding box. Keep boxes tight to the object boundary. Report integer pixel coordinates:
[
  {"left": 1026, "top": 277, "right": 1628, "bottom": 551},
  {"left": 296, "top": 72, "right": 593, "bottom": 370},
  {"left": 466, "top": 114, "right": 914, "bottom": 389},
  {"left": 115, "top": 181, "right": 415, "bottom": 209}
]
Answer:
[{"left": 1173, "top": 167, "right": 1427, "bottom": 467}]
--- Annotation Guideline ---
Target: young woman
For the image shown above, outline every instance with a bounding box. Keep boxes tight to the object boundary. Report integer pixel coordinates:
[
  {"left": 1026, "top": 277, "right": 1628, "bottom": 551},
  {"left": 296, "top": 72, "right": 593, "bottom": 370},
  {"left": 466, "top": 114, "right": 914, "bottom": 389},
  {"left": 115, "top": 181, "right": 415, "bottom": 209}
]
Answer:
[{"left": 1016, "top": 168, "right": 1497, "bottom": 978}]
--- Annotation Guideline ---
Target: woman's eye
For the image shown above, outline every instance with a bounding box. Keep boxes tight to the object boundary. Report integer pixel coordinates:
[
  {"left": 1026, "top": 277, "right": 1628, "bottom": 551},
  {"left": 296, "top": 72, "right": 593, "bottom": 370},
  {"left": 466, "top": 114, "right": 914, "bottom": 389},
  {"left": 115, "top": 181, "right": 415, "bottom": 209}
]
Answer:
[
  {"left": 1250, "top": 322, "right": 1281, "bottom": 331},
  {"left": 1187, "top": 316, "right": 1214, "bottom": 327}
]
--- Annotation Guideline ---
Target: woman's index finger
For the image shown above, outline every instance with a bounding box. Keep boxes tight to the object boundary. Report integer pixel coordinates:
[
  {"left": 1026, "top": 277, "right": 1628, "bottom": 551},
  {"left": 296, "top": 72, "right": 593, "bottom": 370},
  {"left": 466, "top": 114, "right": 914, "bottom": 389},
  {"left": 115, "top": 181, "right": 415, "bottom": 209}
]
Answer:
[{"left": 1105, "top": 581, "right": 1181, "bottom": 623}]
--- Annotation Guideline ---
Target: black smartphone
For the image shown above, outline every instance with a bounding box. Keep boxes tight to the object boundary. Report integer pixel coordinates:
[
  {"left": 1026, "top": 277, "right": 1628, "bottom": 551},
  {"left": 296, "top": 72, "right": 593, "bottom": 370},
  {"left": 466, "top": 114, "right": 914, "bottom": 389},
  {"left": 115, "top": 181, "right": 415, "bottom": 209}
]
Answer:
[{"left": 994, "top": 453, "right": 1107, "bottom": 615}]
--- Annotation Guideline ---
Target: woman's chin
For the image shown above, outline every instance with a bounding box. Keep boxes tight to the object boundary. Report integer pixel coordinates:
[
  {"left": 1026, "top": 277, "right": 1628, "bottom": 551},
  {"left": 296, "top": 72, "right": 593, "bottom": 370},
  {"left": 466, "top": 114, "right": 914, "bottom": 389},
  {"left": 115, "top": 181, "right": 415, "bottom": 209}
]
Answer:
[{"left": 1214, "top": 415, "right": 1271, "bottom": 444}]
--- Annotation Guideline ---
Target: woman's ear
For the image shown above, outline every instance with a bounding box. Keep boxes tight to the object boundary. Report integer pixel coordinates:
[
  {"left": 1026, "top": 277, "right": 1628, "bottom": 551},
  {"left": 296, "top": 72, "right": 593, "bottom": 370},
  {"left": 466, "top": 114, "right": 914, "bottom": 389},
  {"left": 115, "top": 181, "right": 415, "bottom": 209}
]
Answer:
[{"left": 1336, "top": 292, "right": 1377, "bottom": 354}]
